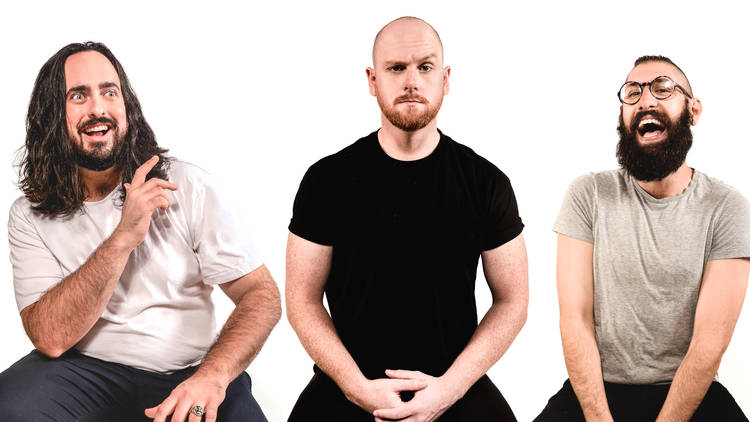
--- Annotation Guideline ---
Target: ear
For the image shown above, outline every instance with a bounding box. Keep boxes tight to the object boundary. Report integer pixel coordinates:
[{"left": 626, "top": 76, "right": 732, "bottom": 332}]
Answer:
[
  {"left": 366, "top": 67, "right": 377, "bottom": 97},
  {"left": 689, "top": 97, "right": 703, "bottom": 125},
  {"left": 443, "top": 66, "right": 451, "bottom": 95}
]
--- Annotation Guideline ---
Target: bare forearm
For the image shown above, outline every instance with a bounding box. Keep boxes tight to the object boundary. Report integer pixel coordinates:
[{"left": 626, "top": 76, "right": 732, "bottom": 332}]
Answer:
[
  {"left": 21, "top": 233, "right": 132, "bottom": 357},
  {"left": 288, "top": 301, "right": 367, "bottom": 398},
  {"left": 561, "top": 318, "right": 613, "bottom": 422},
  {"left": 195, "top": 279, "right": 282, "bottom": 387},
  {"left": 441, "top": 299, "right": 526, "bottom": 399},
  {"left": 655, "top": 344, "right": 722, "bottom": 422}
]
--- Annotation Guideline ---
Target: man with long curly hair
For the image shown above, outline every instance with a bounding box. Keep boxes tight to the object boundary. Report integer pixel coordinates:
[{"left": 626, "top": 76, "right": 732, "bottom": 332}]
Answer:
[{"left": 0, "top": 42, "right": 280, "bottom": 422}]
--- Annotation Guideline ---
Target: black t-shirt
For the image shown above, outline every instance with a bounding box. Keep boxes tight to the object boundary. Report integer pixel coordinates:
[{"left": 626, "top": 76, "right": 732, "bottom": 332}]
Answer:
[{"left": 289, "top": 130, "right": 524, "bottom": 379}]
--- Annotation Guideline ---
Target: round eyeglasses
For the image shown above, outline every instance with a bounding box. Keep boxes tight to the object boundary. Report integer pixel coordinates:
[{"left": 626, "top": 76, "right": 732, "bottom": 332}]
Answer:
[{"left": 617, "top": 75, "right": 693, "bottom": 105}]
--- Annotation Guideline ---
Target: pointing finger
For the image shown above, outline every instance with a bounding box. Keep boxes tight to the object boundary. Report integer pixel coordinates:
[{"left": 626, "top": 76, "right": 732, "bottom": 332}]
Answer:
[{"left": 131, "top": 155, "right": 159, "bottom": 187}]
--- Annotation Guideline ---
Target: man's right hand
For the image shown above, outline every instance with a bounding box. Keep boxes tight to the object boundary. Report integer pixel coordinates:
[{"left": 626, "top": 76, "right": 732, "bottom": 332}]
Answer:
[
  {"left": 112, "top": 156, "right": 178, "bottom": 250},
  {"left": 346, "top": 377, "right": 428, "bottom": 416}
]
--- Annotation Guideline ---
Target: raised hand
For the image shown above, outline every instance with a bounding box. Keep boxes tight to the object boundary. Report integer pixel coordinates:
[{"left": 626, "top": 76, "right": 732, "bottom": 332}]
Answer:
[{"left": 112, "top": 155, "right": 177, "bottom": 250}]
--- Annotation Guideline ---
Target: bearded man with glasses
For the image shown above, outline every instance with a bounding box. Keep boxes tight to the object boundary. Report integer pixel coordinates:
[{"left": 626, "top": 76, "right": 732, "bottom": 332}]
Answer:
[{"left": 535, "top": 55, "right": 750, "bottom": 421}]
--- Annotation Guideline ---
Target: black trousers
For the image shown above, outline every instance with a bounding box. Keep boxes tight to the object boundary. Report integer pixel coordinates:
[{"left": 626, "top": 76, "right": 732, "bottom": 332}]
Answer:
[
  {"left": 534, "top": 379, "right": 748, "bottom": 422},
  {"left": 0, "top": 350, "right": 268, "bottom": 422},
  {"left": 288, "top": 371, "right": 517, "bottom": 422}
]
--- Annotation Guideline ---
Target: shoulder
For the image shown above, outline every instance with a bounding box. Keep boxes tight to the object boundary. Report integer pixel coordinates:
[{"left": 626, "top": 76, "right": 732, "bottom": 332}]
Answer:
[
  {"left": 439, "top": 132, "right": 512, "bottom": 184},
  {"left": 304, "top": 131, "right": 378, "bottom": 178},
  {"left": 566, "top": 169, "right": 625, "bottom": 198},
  {"left": 695, "top": 171, "right": 750, "bottom": 212},
  {"left": 165, "top": 159, "right": 216, "bottom": 195},
  {"left": 8, "top": 195, "right": 40, "bottom": 227}
]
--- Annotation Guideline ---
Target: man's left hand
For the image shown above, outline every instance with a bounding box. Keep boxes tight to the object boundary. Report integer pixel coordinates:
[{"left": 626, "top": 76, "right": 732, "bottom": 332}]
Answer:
[
  {"left": 373, "top": 369, "right": 461, "bottom": 422},
  {"left": 144, "top": 373, "right": 227, "bottom": 422}
]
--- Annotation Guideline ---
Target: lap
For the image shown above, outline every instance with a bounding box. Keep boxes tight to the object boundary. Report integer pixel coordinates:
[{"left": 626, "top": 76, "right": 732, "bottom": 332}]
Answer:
[
  {"left": 0, "top": 350, "right": 267, "bottom": 422},
  {"left": 288, "top": 372, "right": 516, "bottom": 422},
  {"left": 0, "top": 350, "right": 137, "bottom": 422},
  {"left": 534, "top": 379, "right": 748, "bottom": 422}
]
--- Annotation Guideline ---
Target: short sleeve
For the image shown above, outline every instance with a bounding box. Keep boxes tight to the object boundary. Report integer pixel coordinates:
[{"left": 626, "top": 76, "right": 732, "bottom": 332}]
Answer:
[
  {"left": 482, "top": 169, "right": 525, "bottom": 251},
  {"left": 553, "top": 174, "right": 596, "bottom": 243},
  {"left": 707, "top": 189, "right": 750, "bottom": 261},
  {"left": 176, "top": 163, "right": 263, "bottom": 285},
  {"left": 8, "top": 201, "right": 64, "bottom": 311},
  {"left": 288, "top": 160, "right": 337, "bottom": 246}
]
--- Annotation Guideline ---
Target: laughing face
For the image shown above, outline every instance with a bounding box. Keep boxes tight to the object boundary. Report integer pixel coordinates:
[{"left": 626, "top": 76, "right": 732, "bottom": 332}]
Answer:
[
  {"left": 64, "top": 51, "right": 127, "bottom": 171},
  {"left": 616, "top": 61, "right": 702, "bottom": 181}
]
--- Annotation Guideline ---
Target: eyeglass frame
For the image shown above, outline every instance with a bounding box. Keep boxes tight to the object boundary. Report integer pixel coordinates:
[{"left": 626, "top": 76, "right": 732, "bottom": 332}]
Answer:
[{"left": 617, "top": 75, "right": 693, "bottom": 105}]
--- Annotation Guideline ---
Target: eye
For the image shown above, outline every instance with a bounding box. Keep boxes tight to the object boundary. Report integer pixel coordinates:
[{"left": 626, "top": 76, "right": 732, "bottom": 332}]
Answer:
[
  {"left": 70, "top": 92, "right": 84, "bottom": 101},
  {"left": 419, "top": 64, "right": 433, "bottom": 71},
  {"left": 104, "top": 89, "right": 118, "bottom": 97},
  {"left": 388, "top": 65, "right": 406, "bottom": 72}
]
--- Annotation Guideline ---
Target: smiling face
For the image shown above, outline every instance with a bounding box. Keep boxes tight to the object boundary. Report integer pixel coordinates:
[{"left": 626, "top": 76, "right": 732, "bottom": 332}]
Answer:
[
  {"left": 620, "top": 61, "right": 697, "bottom": 145},
  {"left": 616, "top": 60, "right": 702, "bottom": 181},
  {"left": 64, "top": 50, "right": 128, "bottom": 171},
  {"left": 367, "top": 18, "right": 450, "bottom": 132}
]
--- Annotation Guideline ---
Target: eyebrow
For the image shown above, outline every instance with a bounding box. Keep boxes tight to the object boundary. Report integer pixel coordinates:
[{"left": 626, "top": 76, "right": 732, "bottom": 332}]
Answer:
[
  {"left": 383, "top": 55, "right": 438, "bottom": 67},
  {"left": 66, "top": 81, "right": 121, "bottom": 96}
]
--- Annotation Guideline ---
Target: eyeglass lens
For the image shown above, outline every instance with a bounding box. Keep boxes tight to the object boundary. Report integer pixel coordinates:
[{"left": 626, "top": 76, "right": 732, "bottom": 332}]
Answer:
[{"left": 620, "top": 76, "right": 676, "bottom": 104}]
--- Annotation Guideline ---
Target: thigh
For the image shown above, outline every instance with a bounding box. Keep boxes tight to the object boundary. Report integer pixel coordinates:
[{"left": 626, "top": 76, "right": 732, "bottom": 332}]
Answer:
[
  {"left": 533, "top": 380, "right": 585, "bottom": 422},
  {"left": 216, "top": 372, "right": 267, "bottom": 422},
  {"left": 287, "top": 372, "right": 373, "bottom": 422},
  {"left": 691, "top": 382, "right": 748, "bottom": 422},
  {"left": 439, "top": 375, "right": 516, "bottom": 422},
  {"left": 0, "top": 350, "right": 136, "bottom": 422},
  {"left": 135, "top": 368, "right": 267, "bottom": 422}
]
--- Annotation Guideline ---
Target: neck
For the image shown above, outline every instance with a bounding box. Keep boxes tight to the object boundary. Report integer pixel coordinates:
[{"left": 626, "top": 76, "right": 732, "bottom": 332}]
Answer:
[
  {"left": 636, "top": 163, "right": 694, "bottom": 199},
  {"left": 79, "top": 165, "right": 122, "bottom": 202},
  {"left": 377, "top": 117, "right": 440, "bottom": 161}
]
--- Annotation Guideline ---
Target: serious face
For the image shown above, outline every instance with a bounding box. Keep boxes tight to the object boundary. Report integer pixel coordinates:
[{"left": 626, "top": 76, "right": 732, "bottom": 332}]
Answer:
[
  {"left": 64, "top": 51, "right": 128, "bottom": 171},
  {"left": 616, "top": 61, "right": 702, "bottom": 181},
  {"left": 367, "top": 19, "right": 450, "bottom": 132}
]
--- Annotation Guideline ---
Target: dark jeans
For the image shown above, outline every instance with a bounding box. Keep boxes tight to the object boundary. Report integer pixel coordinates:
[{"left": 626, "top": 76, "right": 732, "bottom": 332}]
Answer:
[
  {"left": 288, "top": 371, "right": 517, "bottom": 422},
  {"left": 0, "top": 350, "right": 267, "bottom": 422},
  {"left": 534, "top": 379, "right": 748, "bottom": 422}
]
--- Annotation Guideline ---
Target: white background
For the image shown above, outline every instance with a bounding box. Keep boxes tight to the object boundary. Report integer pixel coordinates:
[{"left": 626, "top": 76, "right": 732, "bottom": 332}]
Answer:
[{"left": 1, "top": 1, "right": 749, "bottom": 420}]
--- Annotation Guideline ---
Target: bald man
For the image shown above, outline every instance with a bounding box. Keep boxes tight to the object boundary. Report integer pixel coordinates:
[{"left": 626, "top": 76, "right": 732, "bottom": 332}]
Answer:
[{"left": 286, "top": 17, "right": 528, "bottom": 422}]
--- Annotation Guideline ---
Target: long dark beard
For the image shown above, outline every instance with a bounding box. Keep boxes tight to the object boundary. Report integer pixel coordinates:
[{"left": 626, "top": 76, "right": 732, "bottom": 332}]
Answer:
[
  {"left": 616, "top": 103, "right": 693, "bottom": 181},
  {"left": 72, "top": 117, "right": 126, "bottom": 171}
]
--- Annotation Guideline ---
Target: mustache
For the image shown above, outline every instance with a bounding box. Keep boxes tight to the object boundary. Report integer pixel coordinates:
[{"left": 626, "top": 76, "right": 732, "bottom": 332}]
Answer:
[
  {"left": 76, "top": 116, "right": 118, "bottom": 134},
  {"left": 629, "top": 109, "right": 670, "bottom": 133},
  {"left": 393, "top": 94, "right": 429, "bottom": 105}
]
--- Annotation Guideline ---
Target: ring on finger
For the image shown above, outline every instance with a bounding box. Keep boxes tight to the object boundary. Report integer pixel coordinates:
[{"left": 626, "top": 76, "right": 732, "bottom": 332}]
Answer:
[{"left": 191, "top": 405, "right": 205, "bottom": 417}]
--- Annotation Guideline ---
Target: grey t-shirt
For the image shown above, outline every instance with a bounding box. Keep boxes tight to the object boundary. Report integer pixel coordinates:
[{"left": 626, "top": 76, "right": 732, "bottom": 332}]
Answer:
[{"left": 554, "top": 169, "right": 750, "bottom": 384}]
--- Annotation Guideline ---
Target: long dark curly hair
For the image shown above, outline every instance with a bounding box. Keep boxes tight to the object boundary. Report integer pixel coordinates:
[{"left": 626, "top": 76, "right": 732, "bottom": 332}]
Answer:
[{"left": 18, "top": 41, "right": 171, "bottom": 217}]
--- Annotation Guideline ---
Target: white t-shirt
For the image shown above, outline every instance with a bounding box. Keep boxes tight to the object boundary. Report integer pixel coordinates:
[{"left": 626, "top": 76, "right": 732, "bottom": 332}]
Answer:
[{"left": 8, "top": 160, "right": 262, "bottom": 373}]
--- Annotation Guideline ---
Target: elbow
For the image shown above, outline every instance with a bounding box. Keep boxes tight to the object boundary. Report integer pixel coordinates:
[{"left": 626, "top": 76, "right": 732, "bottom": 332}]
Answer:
[{"left": 33, "top": 340, "right": 68, "bottom": 359}]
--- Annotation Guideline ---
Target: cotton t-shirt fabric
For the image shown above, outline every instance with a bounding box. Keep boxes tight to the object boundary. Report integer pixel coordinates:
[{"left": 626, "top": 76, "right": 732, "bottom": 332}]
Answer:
[
  {"left": 553, "top": 169, "right": 750, "bottom": 384},
  {"left": 289, "top": 130, "right": 524, "bottom": 380},
  {"left": 8, "top": 160, "right": 262, "bottom": 373}
]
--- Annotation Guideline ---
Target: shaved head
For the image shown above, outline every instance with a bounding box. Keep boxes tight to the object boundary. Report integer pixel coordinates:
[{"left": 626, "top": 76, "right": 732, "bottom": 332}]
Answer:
[{"left": 372, "top": 16, "right": 443, "bottom": 65}]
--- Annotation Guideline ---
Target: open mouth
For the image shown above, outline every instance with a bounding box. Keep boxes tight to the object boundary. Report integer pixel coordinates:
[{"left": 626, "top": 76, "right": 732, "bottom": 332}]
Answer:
[
  {"left": 637, "top": 118, "right": 666, "bottom": 142},
  {"left": 81, "top": 123, "right": 112, "bottom": 138}
]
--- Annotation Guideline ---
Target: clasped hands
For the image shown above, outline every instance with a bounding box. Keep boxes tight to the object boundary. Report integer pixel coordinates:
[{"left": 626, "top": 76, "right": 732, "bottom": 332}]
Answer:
[{"left": 352, "top": 369, "right": 461, "bottom": 422}]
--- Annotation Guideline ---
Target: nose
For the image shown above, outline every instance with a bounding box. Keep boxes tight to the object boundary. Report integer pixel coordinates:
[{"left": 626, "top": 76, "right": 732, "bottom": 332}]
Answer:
[
  {"left": 86, "top": 93, "right": 107, "bottom": 117},
  {"left": 637, "top": 86, "right": 658, "bottom": 110},
  {"left": 403, "top": 67, "right": 420, "bottom": 91}
]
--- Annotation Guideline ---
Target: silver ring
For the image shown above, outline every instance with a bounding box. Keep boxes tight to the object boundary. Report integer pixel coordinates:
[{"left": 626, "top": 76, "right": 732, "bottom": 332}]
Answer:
[{"left": 191, "top": 405, "right": 205, "bottom": 417}]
